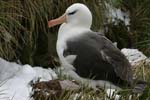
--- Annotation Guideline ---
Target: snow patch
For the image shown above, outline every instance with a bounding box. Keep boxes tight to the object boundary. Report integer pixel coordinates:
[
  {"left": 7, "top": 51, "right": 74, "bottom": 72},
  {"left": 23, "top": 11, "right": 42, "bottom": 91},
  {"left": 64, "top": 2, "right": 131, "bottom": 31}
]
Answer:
[
  {"left": 33, "top": 67, "right": 57, "bottom": 82},
  {"left": 106, "top": 89, "right": 120, "bottom": 100},
  {"left": 0, "top": 65, "right": 36, "bottom": 100},
  {"left": 0, "top": 58, "right": 21, "bottom": 82},
  {"left": 105, "top": 3, "right": 130, "bottom": 27},
  {"left": 0, "top": 58, "right": 57, "bottom": 100}
]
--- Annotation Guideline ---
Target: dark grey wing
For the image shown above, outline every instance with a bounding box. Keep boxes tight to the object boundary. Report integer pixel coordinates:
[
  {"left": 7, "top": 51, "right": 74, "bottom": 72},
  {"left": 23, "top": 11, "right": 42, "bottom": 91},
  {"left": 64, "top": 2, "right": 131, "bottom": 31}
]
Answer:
[
  {"left": 97, "top": 35, "right": 133, "bottom": 85},
  {"left": 64, "top": 32, "right": 133, "bottom": 86}
]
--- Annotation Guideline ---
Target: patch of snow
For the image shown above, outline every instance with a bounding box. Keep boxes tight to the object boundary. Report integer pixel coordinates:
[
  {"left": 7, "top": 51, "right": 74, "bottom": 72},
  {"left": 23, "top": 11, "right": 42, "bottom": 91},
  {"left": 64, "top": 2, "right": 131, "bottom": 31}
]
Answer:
[
  {"left": 0, "top": 58, "right": 21, "bottom": 82},
  {"left": 71, "top": 93, "right": 96, "bottom": 100},
  {"left": 0, "top": 65, "right": 36, "bottom": 100},
  {"left": 106, "top": 89, "right": 133, "bottom": 100},
  {"left": 105, "top": 3, "right": 130, "bottom": 27},
  {"left": 33, "top": 67, "right": 57, "bottom": 82},
  {"left": 121, "top": 48, "right": 147, "bottom": 66},
  {"left": 106, "top": 89, "right": 120, "bottom": 100},
  {"left": 72, "top": 93, "right": 80, "bottom": 100},
  {"left": 0, "top": 58, "right": 57, "bottom": 100}
]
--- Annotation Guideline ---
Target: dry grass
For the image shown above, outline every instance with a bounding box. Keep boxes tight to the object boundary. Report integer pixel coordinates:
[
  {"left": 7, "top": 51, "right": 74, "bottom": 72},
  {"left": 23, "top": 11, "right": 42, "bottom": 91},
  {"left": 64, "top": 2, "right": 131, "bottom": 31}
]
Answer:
[{"left": 132, "top": 60, "right": 150, "bottom": 81}]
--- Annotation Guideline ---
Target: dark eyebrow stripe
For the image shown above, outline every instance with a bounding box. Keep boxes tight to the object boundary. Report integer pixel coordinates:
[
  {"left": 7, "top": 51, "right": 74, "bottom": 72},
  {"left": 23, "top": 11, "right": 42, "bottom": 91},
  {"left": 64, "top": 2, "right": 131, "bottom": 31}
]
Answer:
[{"left": 68, "top": 10, "right": 78, "bottom": 15}]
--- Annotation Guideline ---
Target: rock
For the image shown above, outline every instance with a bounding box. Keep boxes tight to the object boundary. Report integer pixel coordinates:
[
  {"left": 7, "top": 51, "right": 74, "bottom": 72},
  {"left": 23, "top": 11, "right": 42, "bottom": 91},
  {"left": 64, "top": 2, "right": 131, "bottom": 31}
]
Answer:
[
  {"left": 121, "top": 48, "right": 147, "bottom": 66},
  {"left": 59, "top": 80, "right": 79, "bottom": 90},
  {"left": 121, "top": 49, "right": 150, "bottom": 80}
]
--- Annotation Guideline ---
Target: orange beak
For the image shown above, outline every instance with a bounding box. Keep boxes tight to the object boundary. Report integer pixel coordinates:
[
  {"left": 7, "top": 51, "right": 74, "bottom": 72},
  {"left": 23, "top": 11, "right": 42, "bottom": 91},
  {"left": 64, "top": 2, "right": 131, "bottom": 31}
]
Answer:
[{"left": 48, "top": 14, "right": 67, "bottom": 28}]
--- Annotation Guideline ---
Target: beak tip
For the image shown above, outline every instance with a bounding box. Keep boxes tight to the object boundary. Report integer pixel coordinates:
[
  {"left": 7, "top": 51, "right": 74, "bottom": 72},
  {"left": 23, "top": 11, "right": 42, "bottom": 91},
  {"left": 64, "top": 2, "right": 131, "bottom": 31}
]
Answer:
[
  {"left": 48, "top": 14, "right": 66, "bottom": 28},
  {"left": 48, "top": 20, "right": 53, "bottom": 28}
]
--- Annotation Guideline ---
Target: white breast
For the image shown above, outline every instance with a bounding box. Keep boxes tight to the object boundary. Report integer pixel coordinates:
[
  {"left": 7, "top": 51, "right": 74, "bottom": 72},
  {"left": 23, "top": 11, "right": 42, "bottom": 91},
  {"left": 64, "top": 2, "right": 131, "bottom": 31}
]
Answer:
[{"left": 56, "top": 23, "right": 91, "bottom": 70}]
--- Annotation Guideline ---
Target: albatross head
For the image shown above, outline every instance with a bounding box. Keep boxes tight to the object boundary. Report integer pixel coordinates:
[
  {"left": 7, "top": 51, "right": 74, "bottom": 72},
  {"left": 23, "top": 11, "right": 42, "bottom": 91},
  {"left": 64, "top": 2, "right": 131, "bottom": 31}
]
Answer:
[{"left": 48, "top": 3, "right": 92, "bottom": 29}]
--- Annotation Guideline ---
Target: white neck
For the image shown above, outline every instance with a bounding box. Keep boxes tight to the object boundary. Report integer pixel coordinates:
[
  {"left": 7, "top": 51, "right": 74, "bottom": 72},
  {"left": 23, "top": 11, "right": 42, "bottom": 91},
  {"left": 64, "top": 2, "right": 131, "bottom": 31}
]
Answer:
[{"left": 57, "top": 23, "right": 91, "bottom": 41}]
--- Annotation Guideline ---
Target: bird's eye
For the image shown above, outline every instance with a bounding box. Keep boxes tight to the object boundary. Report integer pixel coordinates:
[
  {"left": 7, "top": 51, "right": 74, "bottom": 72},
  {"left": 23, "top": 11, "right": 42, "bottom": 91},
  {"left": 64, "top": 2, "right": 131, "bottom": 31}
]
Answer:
[{"left": 68, "top": 10, "right": 77, "bottom": 15}]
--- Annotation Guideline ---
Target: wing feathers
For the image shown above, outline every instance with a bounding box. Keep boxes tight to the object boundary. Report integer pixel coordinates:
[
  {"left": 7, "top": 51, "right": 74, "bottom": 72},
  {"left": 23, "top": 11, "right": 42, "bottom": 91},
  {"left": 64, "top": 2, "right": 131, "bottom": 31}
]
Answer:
[{"left": 63, "top": 32, "right": 133, "bottom": 86}]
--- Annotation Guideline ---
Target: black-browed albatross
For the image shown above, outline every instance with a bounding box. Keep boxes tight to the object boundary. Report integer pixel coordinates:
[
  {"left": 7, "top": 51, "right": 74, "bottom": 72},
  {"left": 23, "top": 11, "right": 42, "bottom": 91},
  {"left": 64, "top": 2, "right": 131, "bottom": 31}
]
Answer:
[{"left": 48, "top": 3, "right": 146, "bottom": 91}]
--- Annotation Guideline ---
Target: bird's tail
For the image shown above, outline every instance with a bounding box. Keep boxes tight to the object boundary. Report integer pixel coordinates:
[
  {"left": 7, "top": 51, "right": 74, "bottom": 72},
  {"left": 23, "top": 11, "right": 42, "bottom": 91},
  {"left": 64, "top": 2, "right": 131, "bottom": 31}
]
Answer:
[{"left": 132, "top": 80, "right": 150, "bottom": 93}]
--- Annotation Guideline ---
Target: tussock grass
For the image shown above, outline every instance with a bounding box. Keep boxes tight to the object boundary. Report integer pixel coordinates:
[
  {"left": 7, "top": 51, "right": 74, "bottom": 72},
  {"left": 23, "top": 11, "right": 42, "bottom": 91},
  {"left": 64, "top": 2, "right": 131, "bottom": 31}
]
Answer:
[
  {"left": 132, "top": 60, "right": 150, "bottom": 81},
  {"left": 0, "top": 0, "right": 24, "bottom": 60}
]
